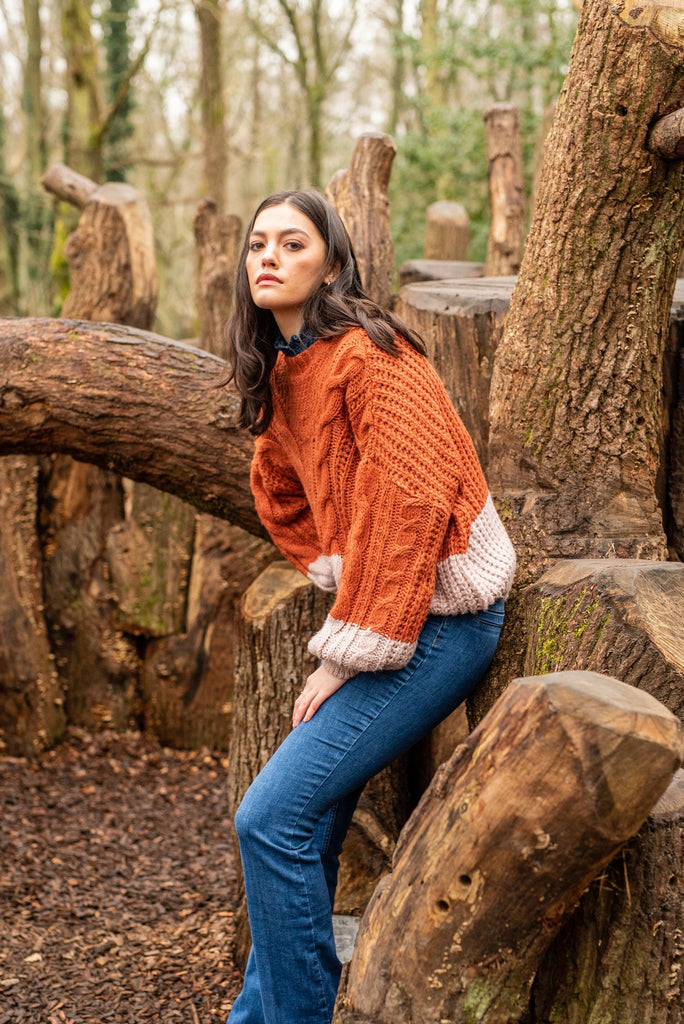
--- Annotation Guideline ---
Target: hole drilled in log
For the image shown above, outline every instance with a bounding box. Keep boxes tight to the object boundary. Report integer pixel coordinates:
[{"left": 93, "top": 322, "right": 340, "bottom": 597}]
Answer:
[
  {"left": 436, "top": 898, "right": 450, "bottom": 912},
  {"left": 459, "top": 874, "right": 472, "bottom": 887}
]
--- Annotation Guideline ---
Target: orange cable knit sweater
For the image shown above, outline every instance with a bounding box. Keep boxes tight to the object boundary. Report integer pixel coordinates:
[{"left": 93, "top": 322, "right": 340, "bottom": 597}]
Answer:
[{"left": 250, "top": 326, "right": 517, "bottom": 680}]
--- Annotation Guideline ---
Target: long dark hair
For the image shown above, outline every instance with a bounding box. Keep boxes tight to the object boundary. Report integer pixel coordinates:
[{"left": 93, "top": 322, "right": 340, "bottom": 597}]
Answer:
[{"left": 222, "top": 189, "right": 426, "bottom": 435}]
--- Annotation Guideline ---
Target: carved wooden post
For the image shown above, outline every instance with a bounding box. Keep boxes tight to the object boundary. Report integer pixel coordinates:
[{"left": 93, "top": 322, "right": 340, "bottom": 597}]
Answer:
[
  {"left": 334, "top": 671, "right": 682, "bottom": 1024},
  {"left": 326, "top": 132, "right": 396, "bottom": 308},
  {"left": 424, "top": 200, "right": 470, "bottom": 260},
  {"left": 484, "top": 103, "right": 525, "bottom": 277}
]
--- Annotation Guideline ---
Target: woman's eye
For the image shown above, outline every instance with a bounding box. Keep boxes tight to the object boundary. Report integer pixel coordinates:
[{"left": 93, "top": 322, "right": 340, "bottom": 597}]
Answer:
[
  {"left": 248, "top": 241, "right": 263, "bottom": 251},
  {"left": 285, "top": 241, "right": 303, "bottom": 250}
]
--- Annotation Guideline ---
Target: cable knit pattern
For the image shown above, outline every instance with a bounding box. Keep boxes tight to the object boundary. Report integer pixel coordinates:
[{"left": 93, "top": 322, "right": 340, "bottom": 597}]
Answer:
[{"left": 249, "top": 327, "right": 516, "bottom": 679}]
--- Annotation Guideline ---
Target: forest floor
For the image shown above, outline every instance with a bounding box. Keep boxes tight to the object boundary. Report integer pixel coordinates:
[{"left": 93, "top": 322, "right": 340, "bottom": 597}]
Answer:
[{"left": 0, "top": 727, "right": 242, "bottom": 1024}]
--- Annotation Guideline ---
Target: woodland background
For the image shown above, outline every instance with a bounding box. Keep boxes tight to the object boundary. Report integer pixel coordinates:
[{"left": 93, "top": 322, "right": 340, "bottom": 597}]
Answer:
[{"left": 0, "top": 0, "right": 578, "bottom": 333}]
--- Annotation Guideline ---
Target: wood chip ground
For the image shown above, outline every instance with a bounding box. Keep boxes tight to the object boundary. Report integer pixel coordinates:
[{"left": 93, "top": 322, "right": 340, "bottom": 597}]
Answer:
[{"left": 0, "top": 728, "right": 242, "bottom": 1023}]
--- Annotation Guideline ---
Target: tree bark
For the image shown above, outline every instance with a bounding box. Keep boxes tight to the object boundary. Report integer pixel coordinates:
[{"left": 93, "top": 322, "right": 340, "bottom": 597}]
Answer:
[
  {"left": 487, "top": 0, "right": 684, "bottom": 570},
  {"left": 484, "top": 103, "right": 525, "bottom": 277},
  {"left": 334, "top": 671, "right": 683, "bottom": 1024},
  {"left": 0, "top": 317, "right": 260, "bottom": 532},
  {"left": 532, "top": 770, "right": 684, "bottom": 1023},
  {"left": 58, "top": 0, "right": 104, "bottom": 182},
  {"left": 520, "top": 558, "right": 684, "bottom": 719},
  {"left": 194, "top": 198, "right": 242, "bottom": 359},
  {"left": 394, "top": 278, "right": 514, "bottom": 469},
  {"left": 0, "top": 455, "right": 65, "bottom": 755},
  {"left": 326, "top": 133, "right": 396, "bottom": 309},
  {"left": 424, "top": 201, "right": 470, "bottom": 261},
  {"left": 141, "top": 521, "right": 278, "bottom": 750},
  {"left": 195, "top": 0, "right": 229, "bottom": 213},
  {"left": 647, "top": 106, "right": 684, "bottom": 160},
  {"left": 228, "top": 562, "right": 411, "bottom": 966}
]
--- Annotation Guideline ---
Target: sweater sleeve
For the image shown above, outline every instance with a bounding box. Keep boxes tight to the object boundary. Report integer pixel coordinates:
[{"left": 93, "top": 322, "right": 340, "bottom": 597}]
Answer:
[
  {"left": 251, "top": 433, "right": 336, "bottom": 591},
  {"left": 307, "top": 342, "right": 465, "bottom": 679}
]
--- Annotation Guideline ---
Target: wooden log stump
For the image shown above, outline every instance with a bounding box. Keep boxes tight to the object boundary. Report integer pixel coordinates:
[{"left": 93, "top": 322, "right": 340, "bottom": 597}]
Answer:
[
  {"left": 532, "top": 770, "right": 684, "bottom": 1023},
  {"left": 424, "top": 201, "right": 470, "bottom": 261},
  {"left": 194, "top": 198, "right": 242, "bottom": 359},
  {"left": 228, "top": 562, "right": 410, "bottom": 968},
  {"left": 398, "top": 259, "right": 483, "bottom": 287},
  {"left": 0, "top": 455, "right": 64, "bottom": 755},
  {"left": 522, "top": 559, "right": 684, "bottom": 720},
  {"left": 326, "top": 132, "right": 396, "bottom": 308},
  {"left": 140, "top": 520, "right": 278, "bottom": 750},
  {"left": 394, "top": 277, "right": 515, "bottom": 467},
  {"left": 334, "top": 671, "right": 683, "bottom": 1024},
  {"left": 484, "top": 103, "right": 525, "bottom": 277},
  {"left": 669, "top": 293, "right": 684, "bottom": 559}
]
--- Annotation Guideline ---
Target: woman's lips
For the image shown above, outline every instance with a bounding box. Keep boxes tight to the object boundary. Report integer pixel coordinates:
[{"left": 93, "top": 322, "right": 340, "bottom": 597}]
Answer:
[{"left": 256, "top": 274, "right": 281, "bottom": 284}]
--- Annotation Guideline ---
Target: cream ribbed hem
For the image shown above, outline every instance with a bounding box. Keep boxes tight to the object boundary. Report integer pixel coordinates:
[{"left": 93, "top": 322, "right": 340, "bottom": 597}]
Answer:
[
  {"left": 308, "top": 616, "right": 417, "bottom": 678},
  {"left": 429, "top": 494, "right": 517, "bottom": 614},
  {"left": 307, "top": 553, "right": 343, "bottom": 593}
]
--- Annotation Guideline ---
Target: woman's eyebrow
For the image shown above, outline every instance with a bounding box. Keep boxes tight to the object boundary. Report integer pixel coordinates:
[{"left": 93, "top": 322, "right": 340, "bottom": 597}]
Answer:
[{"left": 249, "top": 226, "right": 312, "bottom": 239}]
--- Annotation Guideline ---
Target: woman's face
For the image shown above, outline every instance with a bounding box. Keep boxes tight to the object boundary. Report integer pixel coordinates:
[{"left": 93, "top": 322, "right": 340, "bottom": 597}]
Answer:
[{"left": 245, "top": 203, "right": 328, "bottom": 337}]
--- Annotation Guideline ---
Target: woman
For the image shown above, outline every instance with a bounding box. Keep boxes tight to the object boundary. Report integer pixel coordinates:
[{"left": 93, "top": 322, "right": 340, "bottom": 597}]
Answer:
[{"left": 224, "top": 189, "right": 516, "bottom": 1024}]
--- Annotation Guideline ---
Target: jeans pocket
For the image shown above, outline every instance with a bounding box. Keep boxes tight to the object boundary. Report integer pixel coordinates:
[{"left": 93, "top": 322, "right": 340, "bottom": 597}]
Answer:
[{"left": 474, "top": 599, "right": 505, "bottom": 629}]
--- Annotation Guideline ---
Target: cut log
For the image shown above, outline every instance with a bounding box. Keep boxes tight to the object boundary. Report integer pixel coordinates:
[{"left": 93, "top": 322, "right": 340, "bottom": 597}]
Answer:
[
  {"left": 521, "top": 558, "right": 684, "bottom": 719},
  {"left": 484, "top": 103, "right": 525, "bottom": 277},
  {"left": 532, "top": 770, "right": 684, "bottom": 1024},
  {"left": 0, "top": 317, "right": 260, "bottom": 532},
  {"left": 647, "top": 106, "right": 684, "bottom": 160},
  {"left": 140, "top": 519, "right": 278, "bottom": 750},
  {"left": 326, "top": 132, "right": 396, "bottom": 308},
  {"left": 194, "top": 198, "right": 242, "bottom": 359},
  {"left": 398, "top": 259, "right": 483, "bottom": 287},
  {"left": 393, "top": 278, "right": 515, "bottom": 467},
  {"left": 106, "top": 481, "right": 197, "bottom": 638},
  {"left": 487, "top": 0, "right": 684, "bottom": 569},
  {"left": 334, "top": 671, "right": 682, "bottom": 1024},
  {"left": 0, "top": 455, "right": 64, "bottom": 756},
  {"left": 228, "top": 562, "right": 410, "bottom": 966},
  {"left": 424, "top": 201, "right": 470, "bottom": 261}
]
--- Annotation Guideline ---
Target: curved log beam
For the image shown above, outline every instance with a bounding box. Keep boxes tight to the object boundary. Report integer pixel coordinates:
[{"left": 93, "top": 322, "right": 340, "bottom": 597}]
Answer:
[
  {"left": 648, "top": 107, "right": 684, "bottom": 160},
  {"left": 0, "top": 317, "right": 262, "bottom": 535},
  {"left": 41, "top": 163, "right": 98, "bottom": 209}
]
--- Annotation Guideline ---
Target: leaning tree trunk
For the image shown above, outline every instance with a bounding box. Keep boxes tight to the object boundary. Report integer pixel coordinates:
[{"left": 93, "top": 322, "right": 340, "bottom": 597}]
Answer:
[
  {"left": 334, "top": 671, "right": 682, "bottom": 1024},
  {"left": 488, "top": 0, "right": 684, "bottom": 573}
]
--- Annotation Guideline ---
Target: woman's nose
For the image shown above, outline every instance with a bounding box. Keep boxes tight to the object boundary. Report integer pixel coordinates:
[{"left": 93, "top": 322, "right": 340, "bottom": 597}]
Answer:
[{"left": 261, "top": 246, "right": 277, "bottom": 266}]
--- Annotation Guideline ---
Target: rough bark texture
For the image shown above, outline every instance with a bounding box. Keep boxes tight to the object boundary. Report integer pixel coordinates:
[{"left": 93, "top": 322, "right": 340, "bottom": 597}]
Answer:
[
  {"left": 0, "top": 455, "right": 64, "bottom": 755},
  {"left": 0, "top": 317, "right": 260, "bottom": 532},
  {"left": 334, "top": 671, "right": 683, "bottom": 1024},
  {"left": 228, "top": 562, "right": 410, "bottom": 967},
  {"left": 424, "top": 201, "right": 470, "bottom": 261},
  {"left": 398, "top": 259, "right": 483, "bottom": 287},
  {"left": 670, "top": 297, "right": 684, "bottom": 558},
  {"left": 648, "top": 106, "right": 684, "bottom": 160},
  {"left": 521, "top": 558, "right": 684, "bottom": 720},
  {"left": 532, "top": 770, "right": 684, "bottom": 1024},
  {"left": 487, "top": 0, "right": 684, "bottom": 569},
  {"left": 141, "top": 520, "right": 278, "bottom": 750},
  {"left": 484, "top": 104, "right": 525, "bottom": 276},
  {"left": 194, "top": 199, "right": 242, "bottom": 359},
  {"left": 326, "top": 133, "right": 396, "bottom": 308},
  {"left": 394, "top": 278, "right": 514, "bottom": 468}
]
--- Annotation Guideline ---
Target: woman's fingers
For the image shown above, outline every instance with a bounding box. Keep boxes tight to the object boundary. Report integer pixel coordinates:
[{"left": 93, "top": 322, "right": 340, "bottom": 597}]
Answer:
[{"left": 292, "top": 665, "right": 347, "bottom": 727}]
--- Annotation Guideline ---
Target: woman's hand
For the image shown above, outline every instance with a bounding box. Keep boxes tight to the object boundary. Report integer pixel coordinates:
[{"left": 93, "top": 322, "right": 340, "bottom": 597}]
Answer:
[{"left": 292, "top": 664, "right": 348, "bottom": 728}]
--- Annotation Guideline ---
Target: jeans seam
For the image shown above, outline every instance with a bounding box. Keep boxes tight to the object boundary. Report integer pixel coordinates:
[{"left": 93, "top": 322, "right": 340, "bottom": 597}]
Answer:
[{"left": 294, "top": 849, "right": 334, "bottom": 1019}]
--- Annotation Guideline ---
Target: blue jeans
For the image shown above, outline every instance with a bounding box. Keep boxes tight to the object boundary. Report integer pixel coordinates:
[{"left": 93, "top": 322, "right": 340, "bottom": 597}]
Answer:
[{"left": 228, "top": 602, "right": 504, "bottom": 1024}]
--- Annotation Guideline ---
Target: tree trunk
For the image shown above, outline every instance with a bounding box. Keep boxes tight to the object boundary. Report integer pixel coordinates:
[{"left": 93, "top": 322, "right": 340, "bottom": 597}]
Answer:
[
  {"left": 228, "top": 562, "right": 411, "bottom": 967},
  {"left": 141, "top": 520, "right": 278, "bottom": 750},
  {"left": 194, "top": 198, "right": 242, "bottom": 359},
  {"left": 532, "top": 770, "right": 684, "bottom": 1023},
  {"left": 59, "top": 0, "right": 104, "bottom": 182},
  {"left": 394, "top": 278, "right": 513, "bottom": 469},
  {"left": 424, "top": 201, "right": 470, "bottom": 261},
  {"left": 521, "top": 558, "right": 684, "bottom": 719},
  {"left": 0, "top": 455, "right": 65, "bottom": 755},
  {"left": 326, "top": 133, "right": 396, "bottom": 309},
  {"left": 0, "top": 317, "right": 259, "bottom": 532},
  {"left": 670, "top": 310, "right": 684, "bottom": 558},
  {"left": 195, "top": 0, "right": 229, "bottom": 212},
  {"left": 487, "top": 0, "right": 684, "bottom": 570},
  {"left": 334, "top": 671, "right": 682, "bottom": 1024},
  {"left": 484, "top": 104, "right": 525, "bottom": 277}
]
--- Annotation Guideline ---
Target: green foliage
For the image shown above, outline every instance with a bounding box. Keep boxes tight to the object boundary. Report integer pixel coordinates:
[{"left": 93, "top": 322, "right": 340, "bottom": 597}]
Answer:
[{"left": 390, "top": 0, "right": 577, "bottom": 265}]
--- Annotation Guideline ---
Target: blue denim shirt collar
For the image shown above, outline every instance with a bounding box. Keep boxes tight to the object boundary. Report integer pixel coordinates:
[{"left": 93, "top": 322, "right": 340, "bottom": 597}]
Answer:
[{"left": 273, "top": 325, "right": 318, "bottom": 357}]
